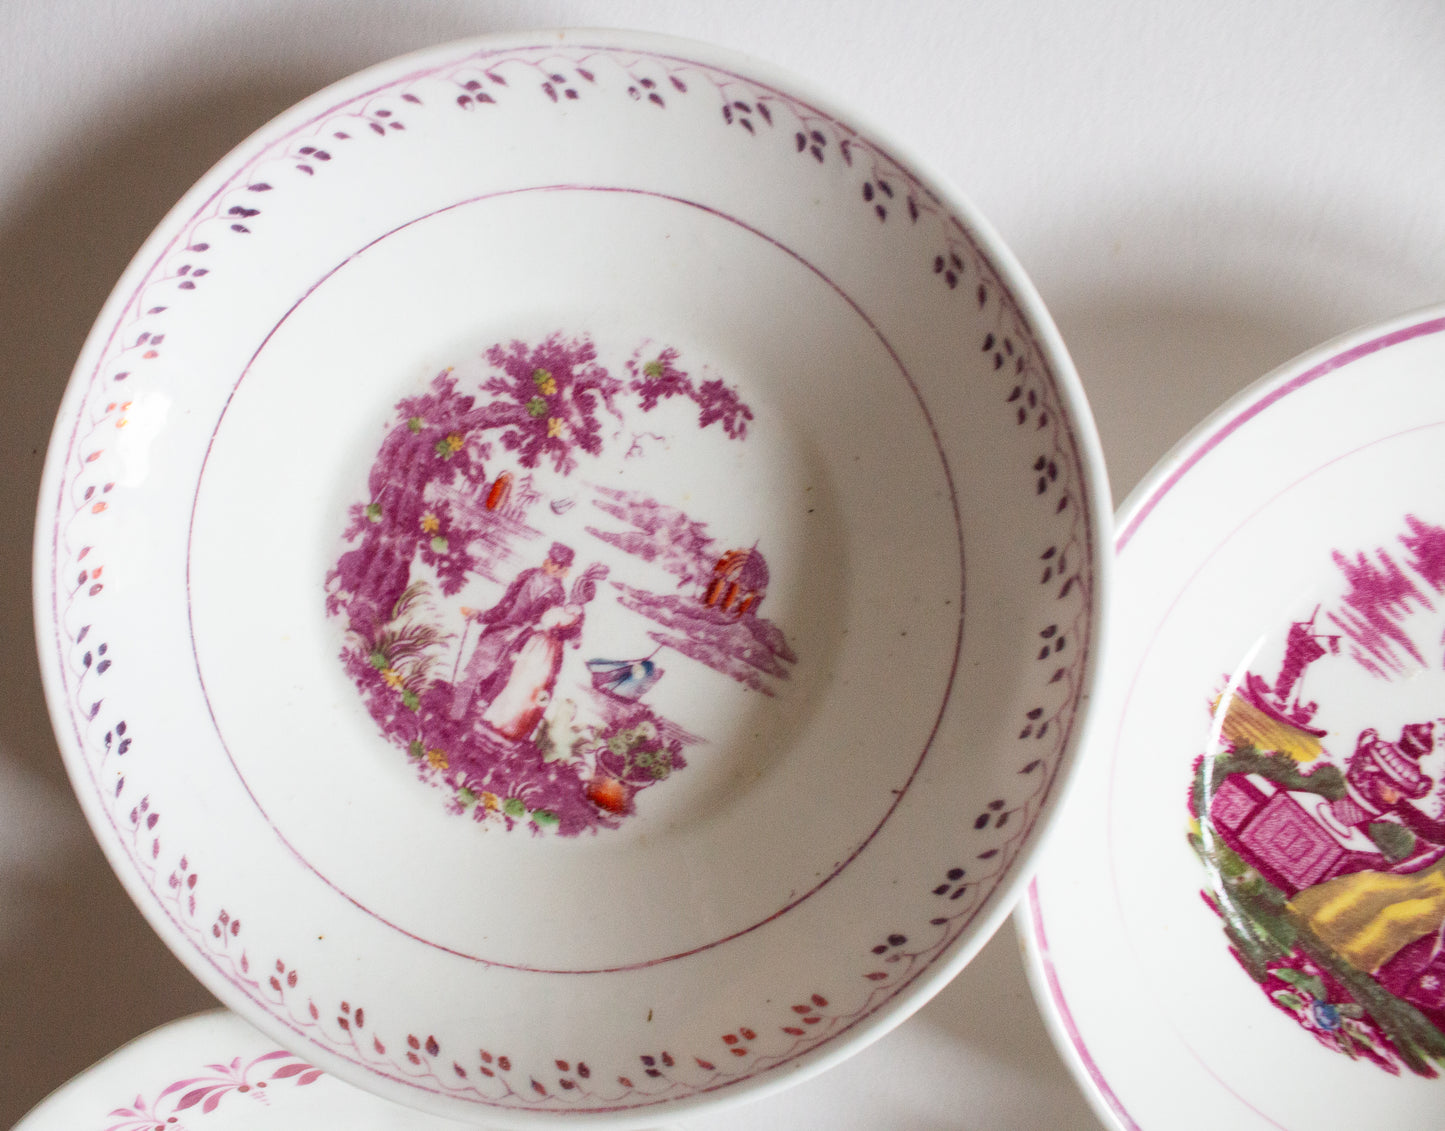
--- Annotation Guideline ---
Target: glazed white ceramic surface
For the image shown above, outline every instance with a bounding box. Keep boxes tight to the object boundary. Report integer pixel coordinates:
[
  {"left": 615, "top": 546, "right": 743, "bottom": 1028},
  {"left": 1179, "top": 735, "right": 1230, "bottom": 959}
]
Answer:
[
  {"left": 11, "top": 1009, "right": 494, "bottom": 1131},
  {"left": 34, "top": 29, "right": 1108, "bottom": 1125},
  {"left": 1021, "top": 307, "right": 1445, "bottom": 1129}
]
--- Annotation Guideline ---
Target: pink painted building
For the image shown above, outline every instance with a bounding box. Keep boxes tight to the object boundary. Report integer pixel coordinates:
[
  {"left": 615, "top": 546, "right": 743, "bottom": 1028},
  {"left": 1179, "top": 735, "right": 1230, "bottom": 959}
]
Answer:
[{"left": 1208, "top": 774, "right": 1385, "bottom": 897}]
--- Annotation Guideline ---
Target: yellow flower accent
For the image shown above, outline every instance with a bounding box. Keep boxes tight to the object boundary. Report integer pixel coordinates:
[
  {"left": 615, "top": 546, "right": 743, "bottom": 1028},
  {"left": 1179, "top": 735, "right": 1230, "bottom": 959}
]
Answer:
[
  {"left": 532, "top": 367, "right": 557, "bottom": 396},
  {"left": 480, "top": 791, "right": 500, "bottom": 811},
  {"left": 426, "top": 748, "right": 448, "bottom": 771},
  {"left": 547, "top": 416, "right": 564, "bottom": 439},
  {"left": 444, "top": 432, "right": 464, "bottom": 453},
  {"left": 380, "top": 667, "right": 404, "bottom": 689},
  {"left": 419, "top": 511, "right": 440, "bottom": 534}
]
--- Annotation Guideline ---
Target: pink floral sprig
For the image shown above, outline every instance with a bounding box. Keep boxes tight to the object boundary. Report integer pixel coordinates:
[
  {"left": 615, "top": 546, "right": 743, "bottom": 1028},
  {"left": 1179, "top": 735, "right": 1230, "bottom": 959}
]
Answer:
[{"left": 103, "top": 1051, "right": 320, "bottom": 1129}]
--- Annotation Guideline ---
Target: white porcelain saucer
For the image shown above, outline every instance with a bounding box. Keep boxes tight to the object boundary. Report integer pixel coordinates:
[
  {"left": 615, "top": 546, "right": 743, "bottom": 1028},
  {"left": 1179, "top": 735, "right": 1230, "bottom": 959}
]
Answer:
[
  {"left": 1021, "top": 307, "right": 1445, "bottom": 1128},
  {"left": 34, "top": 29, "right": 1108, "bottom": 1125},
  {"left": 11, "top": 1009, "right": 483, "bottom": 1130}
]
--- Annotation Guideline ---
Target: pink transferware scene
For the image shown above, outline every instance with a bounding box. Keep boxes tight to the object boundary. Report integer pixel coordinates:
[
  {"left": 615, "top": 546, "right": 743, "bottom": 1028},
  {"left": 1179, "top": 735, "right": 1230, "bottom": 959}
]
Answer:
[{"left": 327, "top": 333, "right": 794, "bottom": 834}]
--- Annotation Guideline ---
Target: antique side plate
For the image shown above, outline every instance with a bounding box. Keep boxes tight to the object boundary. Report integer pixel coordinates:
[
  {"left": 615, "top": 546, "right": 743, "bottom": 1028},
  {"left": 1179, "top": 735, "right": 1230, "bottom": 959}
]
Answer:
[
  {"left": 1021, "top": 307, "right": 1445, "bottom": 1129},
  {"left": 12, "top": 1011, "right": 470, "bottom": 1131},
  {"left": 36, "top": 30, "right": 1107, "bottom": 1124}
]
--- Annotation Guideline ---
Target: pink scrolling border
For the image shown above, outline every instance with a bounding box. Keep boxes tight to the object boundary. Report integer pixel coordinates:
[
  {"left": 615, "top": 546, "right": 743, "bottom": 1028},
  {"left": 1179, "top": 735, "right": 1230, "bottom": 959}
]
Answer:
[
  {"left": 44, "top": 39, "right": 1100, "bottom": 1113},
  {"left": 1027, "top": 312, "right": 1445, "bottom": 1129}
]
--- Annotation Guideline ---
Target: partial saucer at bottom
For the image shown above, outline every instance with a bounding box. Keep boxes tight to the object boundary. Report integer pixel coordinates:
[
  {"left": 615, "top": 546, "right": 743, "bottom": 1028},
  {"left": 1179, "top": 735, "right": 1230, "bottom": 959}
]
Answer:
[
  {"left": 1020, "top": 307, "right": 1445, "bottom": 1129},
  {"left": 11, "top": 1010, "right": 474, "bottom": 1131}
]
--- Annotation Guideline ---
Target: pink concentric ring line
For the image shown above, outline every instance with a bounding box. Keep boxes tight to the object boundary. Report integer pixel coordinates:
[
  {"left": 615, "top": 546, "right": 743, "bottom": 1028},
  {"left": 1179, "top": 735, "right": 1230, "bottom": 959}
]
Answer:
[
  {"left": 1025, "top": 881, "right": 1141, "bottom": 1131},
  {"left": 184, "top": 182, "right": 968, "bottom": 975},
  {"left": 1117, "top": 316, "right": 1445, "bottom": 554},
  {"left": 1027, "top": 310, "right": 1445, "bottom": 1131}
]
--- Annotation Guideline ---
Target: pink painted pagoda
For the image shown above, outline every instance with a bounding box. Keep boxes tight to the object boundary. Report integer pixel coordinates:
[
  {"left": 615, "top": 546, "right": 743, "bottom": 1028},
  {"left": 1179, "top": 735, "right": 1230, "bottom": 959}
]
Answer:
[{"left": 1203, "top": 614, "right": 1439, "bottom": 898}]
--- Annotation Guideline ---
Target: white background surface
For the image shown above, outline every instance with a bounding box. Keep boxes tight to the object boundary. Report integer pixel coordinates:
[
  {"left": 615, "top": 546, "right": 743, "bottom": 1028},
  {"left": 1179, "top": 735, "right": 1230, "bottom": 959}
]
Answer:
[{"left": 4, "top": 2, "right": 1444, "bottom": 1128}]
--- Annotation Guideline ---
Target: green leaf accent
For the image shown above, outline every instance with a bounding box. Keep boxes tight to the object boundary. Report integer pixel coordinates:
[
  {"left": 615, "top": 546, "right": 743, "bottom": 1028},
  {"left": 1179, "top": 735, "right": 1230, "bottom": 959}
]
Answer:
[
  {"left": 532, "top": 367, "right": 552, "bottom": 388},
  {"left": 369, "top": 650, "right": 389, "bottom": 670},
  {"left": 1192, "top": 744, "right": 1347, "bottom": 818},
  {"left": 365, "top": 502, "right": 382, "bottom": 522},
  {"left": 1274, "top": 967, "right": 1328, "bottom": 1001},
  {"left": 634, "top": 747, "right": 672, "bottom": 780},
  {"left": 1223, "top": 919, "right": 1276, "bottom": 983},
  {"left": 642, "top": 358, "right": 664, "bottom": 379},
  {"left": 531, "top": 809, "right": 559, "bottom": 828},
  {"left": 1193, "top": 744, "right": 1445, "bottom": 1076},
  {"left": 401, "top": 689, "right": 420, "bottom": 711},
  {"left": 1217, "top": 847, "right": 1249, "bottom": 878},
  {"left": 1293, "top": 921, "right": 1445, "bottom": 1075},
  {"left": 503, "top": 797, "right": 526, "bottom": 818},
  {"left": 407, "top": 416, "right": 423, "bottom": 433},
  {"left": 457, "top": 787, "right": 478, "bottom": 807},
  {"left": 525, "top": 396, "right": 548, "bottom": 418},
  {"left": 408, "top": 738, "right": 424, "bottom": 759},
  {"left": 434, "top": 438, "right": 454, "bottom": 459},
  {"left": 430, "top": 535, "right": 449, "bottom": 553},
  {"left": 1366, "top": 820, "right": 1417, "bottom": 863}
]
